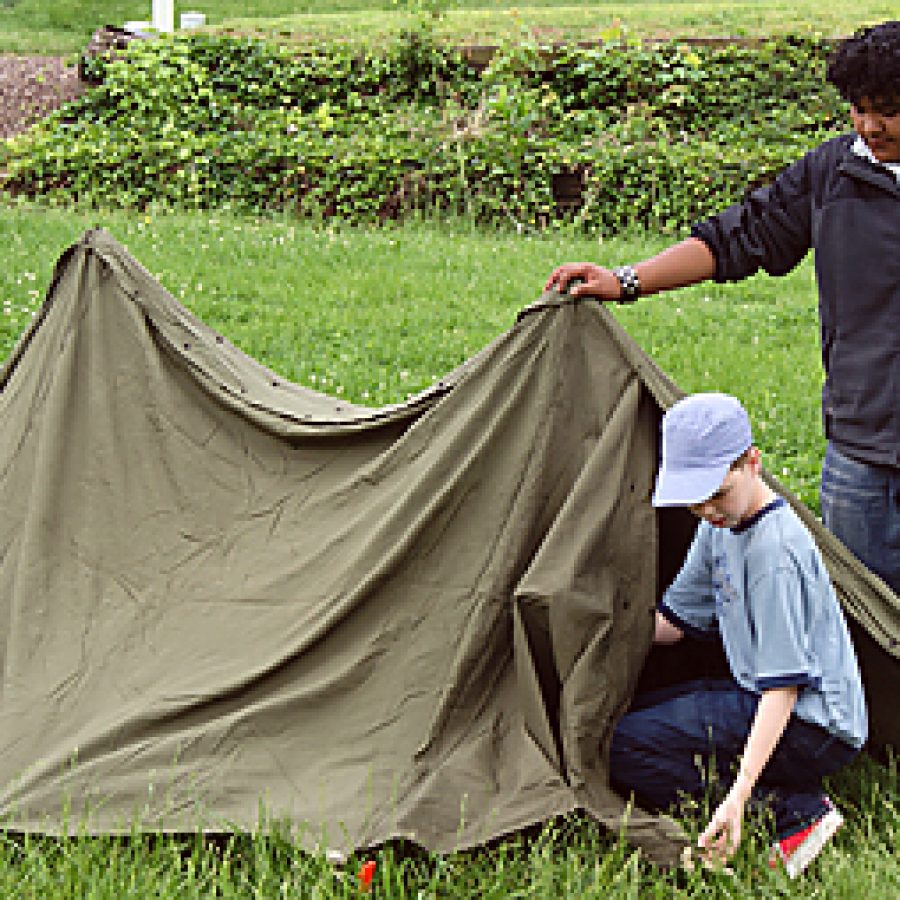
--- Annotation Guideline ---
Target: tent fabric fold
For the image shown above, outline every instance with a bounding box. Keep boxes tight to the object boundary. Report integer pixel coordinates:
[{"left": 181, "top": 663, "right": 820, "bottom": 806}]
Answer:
[{"left": 1, "top": 229, "right": 896, "bottom": 865}]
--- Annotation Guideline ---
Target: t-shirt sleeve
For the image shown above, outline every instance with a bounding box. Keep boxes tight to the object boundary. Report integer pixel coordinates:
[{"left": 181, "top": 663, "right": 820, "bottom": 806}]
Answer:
[
  {"left": 658, "top": 523, "right": 718, "bottom": 639},
  {"left": 746, "top": 564, "right": 820, "bottom": 691}
]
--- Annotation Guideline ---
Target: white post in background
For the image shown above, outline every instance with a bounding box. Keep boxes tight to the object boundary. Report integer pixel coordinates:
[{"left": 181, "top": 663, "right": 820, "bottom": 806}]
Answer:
[{"left": 152, "top": 0, "right": 175, "bottom": 33}]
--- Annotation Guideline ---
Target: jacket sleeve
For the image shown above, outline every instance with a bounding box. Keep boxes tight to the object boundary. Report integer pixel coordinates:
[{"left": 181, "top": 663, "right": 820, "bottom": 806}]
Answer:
[{"left": 691, "top": 147, "right": 817, "bottom": 282}]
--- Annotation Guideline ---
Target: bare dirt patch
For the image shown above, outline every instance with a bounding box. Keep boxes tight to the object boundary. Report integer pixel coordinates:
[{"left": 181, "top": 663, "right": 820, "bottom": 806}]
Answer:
[{"left": 0, "top": 55, "right": 84, "bottom": 140}]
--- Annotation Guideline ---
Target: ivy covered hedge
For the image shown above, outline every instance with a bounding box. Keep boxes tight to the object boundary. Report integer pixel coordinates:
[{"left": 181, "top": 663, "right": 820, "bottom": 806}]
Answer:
[{"left": 0, "top": 31, "right": 847, "bottom": 232}]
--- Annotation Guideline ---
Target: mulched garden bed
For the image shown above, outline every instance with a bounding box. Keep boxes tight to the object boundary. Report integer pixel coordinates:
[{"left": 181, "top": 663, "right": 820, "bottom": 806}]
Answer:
[{"left": 0, "top": 55, "right": 84, "bottom": 140}]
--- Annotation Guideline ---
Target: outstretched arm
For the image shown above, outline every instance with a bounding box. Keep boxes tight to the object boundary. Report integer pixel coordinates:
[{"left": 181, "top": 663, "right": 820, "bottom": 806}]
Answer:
[
  {"left": 544, "top": 237, "right": 716, "bottom": 300},
  {"left": 698, "top": 686, "right": 799, "bottom": 864}
]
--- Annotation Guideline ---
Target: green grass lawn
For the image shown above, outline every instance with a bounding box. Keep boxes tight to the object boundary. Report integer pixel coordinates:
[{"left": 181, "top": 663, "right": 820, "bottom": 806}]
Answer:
[
  {"left": 0, "top": 203, "right": 898, "bottom": 896},
  {"left": 1, "top": 1, "right": 897, "bottom": 54}
]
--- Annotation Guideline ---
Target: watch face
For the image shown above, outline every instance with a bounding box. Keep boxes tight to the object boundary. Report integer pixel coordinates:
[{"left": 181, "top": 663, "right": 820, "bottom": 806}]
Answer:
[
  {"left": 615, "top": 266, "right": 640, "bottom": 301},
  {"left": 615, "top": 266, "right": 640, "bottom": 300}
]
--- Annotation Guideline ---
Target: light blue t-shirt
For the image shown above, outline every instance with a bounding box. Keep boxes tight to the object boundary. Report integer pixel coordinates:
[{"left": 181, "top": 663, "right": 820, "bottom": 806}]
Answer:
[{"left": 659, "top": 498, "right": 868, "bottom": 749}]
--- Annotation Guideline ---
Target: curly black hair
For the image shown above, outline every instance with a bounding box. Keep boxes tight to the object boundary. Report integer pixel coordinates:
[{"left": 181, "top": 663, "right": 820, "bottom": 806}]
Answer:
[{"left": 826, "top": 20, "right": 900, "bottom": 111}]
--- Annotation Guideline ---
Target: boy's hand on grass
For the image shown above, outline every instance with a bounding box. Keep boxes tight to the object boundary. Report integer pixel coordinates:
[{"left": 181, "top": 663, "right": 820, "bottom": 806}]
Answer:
[
  {"left": 697, "top": 686, "right": 797, "bottom": 866},
  {"left": 698, "top": 776, "right": 752, "bottom": 865}
]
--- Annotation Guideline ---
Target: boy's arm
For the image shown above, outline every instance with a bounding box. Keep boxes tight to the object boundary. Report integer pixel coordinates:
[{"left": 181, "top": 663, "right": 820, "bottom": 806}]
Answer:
[
  {"left": 545, "top": 145, "right": 819, "bottom": 300},
  {"left": 698, "top": 686, "right": 799, "bottom": 863},
  {"left": 544, "top": 237, "right": 716, "bottom": 299}
]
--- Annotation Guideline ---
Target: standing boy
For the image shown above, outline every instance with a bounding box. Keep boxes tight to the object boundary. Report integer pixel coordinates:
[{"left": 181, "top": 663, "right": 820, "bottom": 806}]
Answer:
[
  {"left": 545, "top": 21, "right": 899, "bottom": 593},
  {"left": 609, "top": 393, "right": 867, "bottom": 877}
]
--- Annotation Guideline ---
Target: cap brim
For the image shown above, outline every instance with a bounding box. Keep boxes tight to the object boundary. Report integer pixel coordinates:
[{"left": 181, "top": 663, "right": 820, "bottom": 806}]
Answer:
[{"left": 652, "top": 461, "right": 732, "bottom": 507}]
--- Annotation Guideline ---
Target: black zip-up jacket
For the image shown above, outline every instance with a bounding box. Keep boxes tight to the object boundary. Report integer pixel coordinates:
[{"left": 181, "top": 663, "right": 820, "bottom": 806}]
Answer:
[{"left": 692, "top": 134, "right": 899, "bottom": 468}]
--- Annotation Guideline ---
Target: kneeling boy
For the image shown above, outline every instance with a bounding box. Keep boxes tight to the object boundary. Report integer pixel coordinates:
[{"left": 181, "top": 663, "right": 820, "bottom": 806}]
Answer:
[{"left": 610, "top": 393, "right": 867, "bottom": 877}]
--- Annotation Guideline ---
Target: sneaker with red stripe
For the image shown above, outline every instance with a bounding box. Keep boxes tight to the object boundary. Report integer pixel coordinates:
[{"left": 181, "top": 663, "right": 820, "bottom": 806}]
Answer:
[{"left": 769, "top": 799, "right": 844, "bottom": 879}]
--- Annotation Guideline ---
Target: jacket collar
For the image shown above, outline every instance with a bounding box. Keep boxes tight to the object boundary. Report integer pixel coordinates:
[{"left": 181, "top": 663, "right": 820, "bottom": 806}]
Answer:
[
  {"left": 850, "top": 135, "right": 900, "bottom": 180},
  {"left": 838, "top": 138, "right": 900, "bottom": 198}
]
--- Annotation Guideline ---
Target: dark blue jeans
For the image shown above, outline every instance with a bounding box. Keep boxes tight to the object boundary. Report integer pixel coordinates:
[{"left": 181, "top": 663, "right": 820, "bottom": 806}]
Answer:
[
  {"left": 821, "top": 442, "right": 900, "bottom": 594},
  {"left": 609, "top": 679, "right": 859, "bottom": 839}
]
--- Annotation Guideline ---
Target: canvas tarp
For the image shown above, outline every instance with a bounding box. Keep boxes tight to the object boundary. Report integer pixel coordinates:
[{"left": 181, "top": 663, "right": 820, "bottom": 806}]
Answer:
[{"left": 0, "top": 229, "right": 897, "bottom": 865}]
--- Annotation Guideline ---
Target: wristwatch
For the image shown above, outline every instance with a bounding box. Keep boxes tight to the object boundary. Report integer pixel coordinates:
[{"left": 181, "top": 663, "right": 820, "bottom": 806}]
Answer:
[{"left": 613, "top": 265, "right": 641, "bottom": 303}]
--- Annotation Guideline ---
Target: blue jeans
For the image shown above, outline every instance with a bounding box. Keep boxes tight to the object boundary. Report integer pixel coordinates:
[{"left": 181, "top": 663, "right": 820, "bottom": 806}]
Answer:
[
  {"left": 609, "top": 679, "right": 858, "bottom": 838},
  {"left": 821, "top": 442, "right": 900, "bottom": 594}
]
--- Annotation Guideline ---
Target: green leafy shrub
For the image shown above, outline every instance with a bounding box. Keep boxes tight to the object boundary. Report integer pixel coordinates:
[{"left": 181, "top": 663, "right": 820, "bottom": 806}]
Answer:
[{"left": 0, "top": 32, "right": 846, "bottom": 230}]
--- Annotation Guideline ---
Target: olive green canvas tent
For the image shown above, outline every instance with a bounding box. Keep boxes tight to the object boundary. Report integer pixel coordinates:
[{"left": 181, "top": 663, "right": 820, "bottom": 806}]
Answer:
[{"left": 0, "top": 230, "right": 896, "bottom": 865}]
